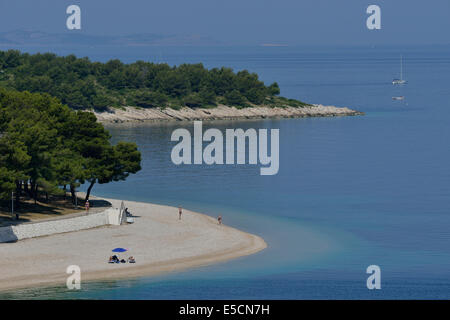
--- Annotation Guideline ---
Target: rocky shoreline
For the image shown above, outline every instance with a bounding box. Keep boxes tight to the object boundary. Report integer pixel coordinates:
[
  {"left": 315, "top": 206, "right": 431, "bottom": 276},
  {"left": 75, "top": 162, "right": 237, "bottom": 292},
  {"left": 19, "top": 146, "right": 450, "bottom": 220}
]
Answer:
[{"left": 93, "top": 104, "right": 364, "bottom": 123}]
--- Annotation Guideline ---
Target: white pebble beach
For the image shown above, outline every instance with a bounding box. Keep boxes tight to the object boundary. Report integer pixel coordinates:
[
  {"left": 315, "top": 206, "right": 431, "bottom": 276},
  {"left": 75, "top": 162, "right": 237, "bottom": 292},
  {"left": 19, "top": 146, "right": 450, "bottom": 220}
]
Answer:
[{"left": 0, "top": 196, "right": 267, "bottom": 292}]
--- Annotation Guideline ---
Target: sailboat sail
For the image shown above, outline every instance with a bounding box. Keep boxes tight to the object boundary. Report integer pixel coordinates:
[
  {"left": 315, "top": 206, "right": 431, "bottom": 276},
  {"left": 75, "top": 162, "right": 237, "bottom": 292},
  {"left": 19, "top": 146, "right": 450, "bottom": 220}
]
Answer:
[{"left": 392, "top": 55, "right": 407, "bottom": 85}]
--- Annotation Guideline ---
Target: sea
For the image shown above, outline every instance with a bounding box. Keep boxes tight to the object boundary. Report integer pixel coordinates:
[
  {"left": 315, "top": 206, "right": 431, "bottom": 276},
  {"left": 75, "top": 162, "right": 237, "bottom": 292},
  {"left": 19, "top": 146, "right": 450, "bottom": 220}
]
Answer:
[{"left": 1, "top": 44, "right": 450, "bottom": 299}]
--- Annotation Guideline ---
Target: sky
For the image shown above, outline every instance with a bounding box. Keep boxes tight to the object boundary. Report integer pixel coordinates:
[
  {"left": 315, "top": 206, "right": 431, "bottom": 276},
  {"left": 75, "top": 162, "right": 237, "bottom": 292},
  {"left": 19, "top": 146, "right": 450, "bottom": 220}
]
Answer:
[{"left": 0, "top": 0, "right": 449, "bottom": 46}]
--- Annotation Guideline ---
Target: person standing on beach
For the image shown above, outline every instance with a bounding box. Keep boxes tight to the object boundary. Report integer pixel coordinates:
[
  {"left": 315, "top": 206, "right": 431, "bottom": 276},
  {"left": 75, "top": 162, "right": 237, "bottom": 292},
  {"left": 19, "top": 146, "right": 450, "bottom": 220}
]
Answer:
[
  {"left": 218, "top": 215, "right": 222, "bottom": 225},
  {"left": 179, "top": 206, "right": 182, "bottom": 220},
  {"left": 85, "top": 200, "right": 90, "bottom": 213}
]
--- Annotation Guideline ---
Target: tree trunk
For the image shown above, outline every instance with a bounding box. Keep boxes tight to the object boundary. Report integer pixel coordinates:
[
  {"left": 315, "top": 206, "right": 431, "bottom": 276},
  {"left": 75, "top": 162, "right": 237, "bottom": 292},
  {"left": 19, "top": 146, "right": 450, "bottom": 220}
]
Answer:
[
  {"left": 63, "top": 185, "right": 67, "bottom": 200},
  {"left": 85, "top": 180, "right": 95, "bottom": 202},
  {"left": 14, "top": 181, "right": 22, "bottom": 214},
  {"left": 70, "top": 184, "right": 76, "bottom": 205},
  {"left": 33, "top": 182, "right": 38, "bottom": 205},
  {"left": 24, "top": 181, "right": 30, "bottom": 196}
]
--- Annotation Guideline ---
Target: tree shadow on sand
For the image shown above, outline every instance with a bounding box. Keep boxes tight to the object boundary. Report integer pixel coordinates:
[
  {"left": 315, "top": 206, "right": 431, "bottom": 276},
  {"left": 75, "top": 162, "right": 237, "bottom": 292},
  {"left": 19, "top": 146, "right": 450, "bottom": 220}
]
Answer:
[
  {"left": 88, "top": 199, "right": 111, "bottom": 208},
  {"left": 0, "top": 197, "right": 112, "bottom": 227}
]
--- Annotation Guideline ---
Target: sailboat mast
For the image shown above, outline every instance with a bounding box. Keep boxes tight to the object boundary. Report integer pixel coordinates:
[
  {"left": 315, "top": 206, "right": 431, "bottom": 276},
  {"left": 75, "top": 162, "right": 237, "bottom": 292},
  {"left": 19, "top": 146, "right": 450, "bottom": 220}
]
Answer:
[
  {"left": 392, "top": 55, "right": 407, "bottom": 85},
  {"left": 400, "top": 55, "right": 403, "bottom": 81}
]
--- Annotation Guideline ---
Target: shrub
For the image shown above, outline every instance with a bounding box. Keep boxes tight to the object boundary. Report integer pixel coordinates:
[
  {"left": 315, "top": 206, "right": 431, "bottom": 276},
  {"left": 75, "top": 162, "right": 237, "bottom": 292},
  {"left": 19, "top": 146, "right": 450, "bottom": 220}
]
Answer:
[
  {"left": 183, "top": 92, "right": 203, "bottom": 108},
  {"left": 224, "top": 90, "right": 246, "bottom": 107},
  {"left": 129, "top": 90, "right": 168, "bottom": 108}
]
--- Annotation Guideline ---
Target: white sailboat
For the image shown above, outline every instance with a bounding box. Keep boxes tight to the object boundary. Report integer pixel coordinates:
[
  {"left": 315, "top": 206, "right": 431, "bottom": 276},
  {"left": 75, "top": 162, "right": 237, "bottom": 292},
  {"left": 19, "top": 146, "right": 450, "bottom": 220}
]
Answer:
[{"left": 392, "top": 55, "right": 407, "bottom": 85}]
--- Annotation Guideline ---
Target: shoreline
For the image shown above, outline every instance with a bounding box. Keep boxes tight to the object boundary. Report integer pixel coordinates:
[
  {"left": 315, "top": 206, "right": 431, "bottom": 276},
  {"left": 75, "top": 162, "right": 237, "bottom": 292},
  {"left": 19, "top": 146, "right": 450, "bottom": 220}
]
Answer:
[
  {"left": 93, "top": 104, "right": 363, "bottom": 123},
  {"left": 0, "top": 196, "right": 267, "bottom": 292}
]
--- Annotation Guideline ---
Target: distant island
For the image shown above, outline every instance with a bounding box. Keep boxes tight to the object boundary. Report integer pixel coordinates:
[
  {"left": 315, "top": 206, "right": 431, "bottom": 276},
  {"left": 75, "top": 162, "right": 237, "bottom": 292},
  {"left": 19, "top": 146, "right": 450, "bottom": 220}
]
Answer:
[{"left": 0, "top": 30, "right": 220, "bottom": 47}]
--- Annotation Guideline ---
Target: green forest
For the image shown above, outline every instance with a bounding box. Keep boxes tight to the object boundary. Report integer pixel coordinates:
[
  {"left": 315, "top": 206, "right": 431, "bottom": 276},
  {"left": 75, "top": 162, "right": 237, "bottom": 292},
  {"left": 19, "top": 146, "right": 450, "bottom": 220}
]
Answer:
[
  {"left": 0, "top": 87, "right": 141, "bottom": 211},
  {"left": 0, "top": 49, "right": 308, "bottom": 110}
]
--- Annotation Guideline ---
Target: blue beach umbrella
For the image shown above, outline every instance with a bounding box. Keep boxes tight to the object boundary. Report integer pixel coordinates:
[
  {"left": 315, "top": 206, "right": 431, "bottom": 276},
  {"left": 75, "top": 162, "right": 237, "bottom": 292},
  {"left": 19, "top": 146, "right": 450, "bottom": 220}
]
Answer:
[{"left": 112, "top": 248, "right": 127, "bottom": 253}]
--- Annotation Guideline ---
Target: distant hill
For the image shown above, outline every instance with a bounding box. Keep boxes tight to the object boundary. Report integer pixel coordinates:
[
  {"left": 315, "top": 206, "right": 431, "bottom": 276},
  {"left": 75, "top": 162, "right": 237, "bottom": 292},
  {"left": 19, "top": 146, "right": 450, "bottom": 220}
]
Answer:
[{"left": 0, "top": 30, "right": 221, "bottom": 47}]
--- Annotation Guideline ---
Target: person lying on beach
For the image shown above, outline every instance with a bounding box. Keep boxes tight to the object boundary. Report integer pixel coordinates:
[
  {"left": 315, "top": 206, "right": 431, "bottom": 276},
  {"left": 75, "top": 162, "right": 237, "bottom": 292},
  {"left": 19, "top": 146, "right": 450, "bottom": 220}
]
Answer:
[{"left": 109, "top": 255, "right": 120, "bottom": 263}]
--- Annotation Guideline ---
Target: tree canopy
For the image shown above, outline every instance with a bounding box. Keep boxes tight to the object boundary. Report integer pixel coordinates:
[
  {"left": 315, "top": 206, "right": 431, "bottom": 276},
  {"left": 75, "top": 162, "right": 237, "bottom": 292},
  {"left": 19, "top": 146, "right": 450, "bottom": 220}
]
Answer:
[
  {"left": 0, "top": 87, "right": 141, "bottom": 212},
  {"left": 0, "top": 50, "right": 308, "bottom": 110}
]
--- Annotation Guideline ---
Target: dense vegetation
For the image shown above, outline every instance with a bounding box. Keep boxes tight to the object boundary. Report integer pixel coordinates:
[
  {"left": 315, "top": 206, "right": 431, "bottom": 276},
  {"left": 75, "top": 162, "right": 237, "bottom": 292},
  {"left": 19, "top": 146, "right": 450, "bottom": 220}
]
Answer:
[
  {"left": 0, "top": 88, "right": 141, "bottom": 214},
  {"left": 0, "top": 49, "right": 308, "bottom": 111}
]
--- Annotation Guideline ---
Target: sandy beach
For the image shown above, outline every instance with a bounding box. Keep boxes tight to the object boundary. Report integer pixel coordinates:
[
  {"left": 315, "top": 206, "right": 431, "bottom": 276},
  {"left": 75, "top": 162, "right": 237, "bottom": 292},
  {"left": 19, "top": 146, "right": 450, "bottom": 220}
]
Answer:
[{"left": 0, "top": 197, "right": 267, "bottom": 292}]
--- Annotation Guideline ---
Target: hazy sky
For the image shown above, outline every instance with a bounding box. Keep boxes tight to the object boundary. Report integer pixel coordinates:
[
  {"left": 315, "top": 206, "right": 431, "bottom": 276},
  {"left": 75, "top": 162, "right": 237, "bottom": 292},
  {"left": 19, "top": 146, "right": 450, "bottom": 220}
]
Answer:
[{"left": 0, "top": 0, "right": 449, "bottom": 45}]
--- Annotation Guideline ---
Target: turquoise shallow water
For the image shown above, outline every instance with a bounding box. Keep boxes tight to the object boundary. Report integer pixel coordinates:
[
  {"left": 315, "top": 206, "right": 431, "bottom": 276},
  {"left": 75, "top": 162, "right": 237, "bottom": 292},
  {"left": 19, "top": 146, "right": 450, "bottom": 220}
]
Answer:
[{"left": 2, "top": 45, "right": 450, "bottom": 299}]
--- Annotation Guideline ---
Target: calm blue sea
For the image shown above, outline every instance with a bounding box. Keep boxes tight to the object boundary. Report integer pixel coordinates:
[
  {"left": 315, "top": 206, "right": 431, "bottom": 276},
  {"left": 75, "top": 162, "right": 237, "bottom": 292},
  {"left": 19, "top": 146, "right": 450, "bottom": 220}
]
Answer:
[{"left": 2, "top": 45, "right": 450, "bottom": 299}]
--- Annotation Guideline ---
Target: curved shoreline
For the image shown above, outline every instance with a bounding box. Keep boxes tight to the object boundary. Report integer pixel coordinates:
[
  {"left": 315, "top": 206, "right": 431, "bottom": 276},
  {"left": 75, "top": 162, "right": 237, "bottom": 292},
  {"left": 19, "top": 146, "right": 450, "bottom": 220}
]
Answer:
[
  {"left": 0, "top": 197, "right": 267, "bottom": 292},
  {"left": 93, "top": 104, "right": 363, "bottom": 123}
]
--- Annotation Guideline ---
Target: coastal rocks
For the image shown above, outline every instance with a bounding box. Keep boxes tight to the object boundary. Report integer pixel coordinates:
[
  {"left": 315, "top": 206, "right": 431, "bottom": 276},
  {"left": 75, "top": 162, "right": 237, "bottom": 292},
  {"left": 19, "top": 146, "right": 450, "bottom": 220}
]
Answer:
[{"left": 93, "top": 104, "right": 364, "bottom": 123}]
